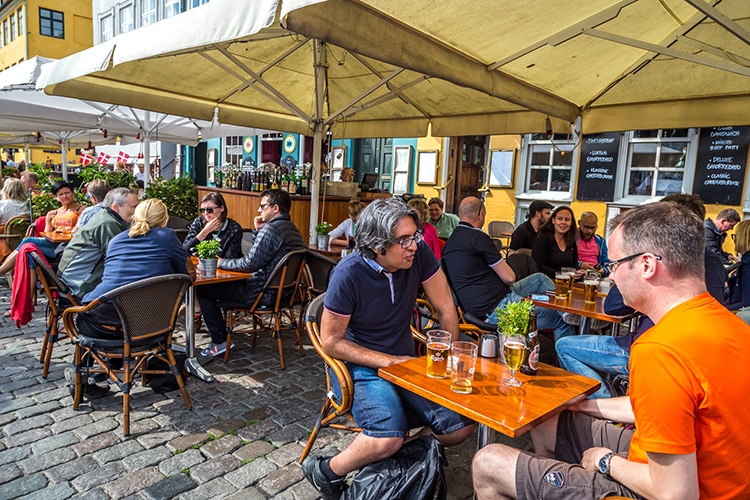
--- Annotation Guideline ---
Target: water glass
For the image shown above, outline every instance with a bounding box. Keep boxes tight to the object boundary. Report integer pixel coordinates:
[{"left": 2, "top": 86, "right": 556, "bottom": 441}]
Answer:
[
  {"left": 450, "top": 341, "right": 478, "bottom": 394},
  {"left": 426, "top": 330, "right": 452, "bottom": 379}
]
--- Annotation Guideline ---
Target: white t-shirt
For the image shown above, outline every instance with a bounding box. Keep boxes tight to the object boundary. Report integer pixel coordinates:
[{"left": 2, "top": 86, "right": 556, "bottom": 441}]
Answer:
[{"left": 0, "top": 199, "right": 28, "bottom": 225}]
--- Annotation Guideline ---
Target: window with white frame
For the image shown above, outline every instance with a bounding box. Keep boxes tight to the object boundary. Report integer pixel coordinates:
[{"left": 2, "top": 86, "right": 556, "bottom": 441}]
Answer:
[
  {"left": 17, "top": 7, "right": 23, "bottom": 35},
  {"left": 225, "top": 136, "right": 243, "bottom": 166},
  {"left": 100, "top": 15, "right": 114, "bottom": 42},
  {"left": 9, "top": 14, "right": 15, "bottom": 41},
  {"left": 624, "top": 129, "right": 693, "bottom": 198},
  {"left": 525, "top": 134, "right": 576, "bottom": 193},
  {"left": 2, "top": 20, "right": 7, "bottom": 45},
  {"left": 164, "top": 0, "right": 181, "bottom": 19},
  {"left": 120, "top": 5, "right": 134, "bottom": 33},
  {"left": 141, "top": 0, "right": 157, "bottom": 26},
  {"left": 190, "top": 0, "right": 211, "bottom": 6},
  {"left": 39, "top": 8, "right": 64, "bottom": 38}
]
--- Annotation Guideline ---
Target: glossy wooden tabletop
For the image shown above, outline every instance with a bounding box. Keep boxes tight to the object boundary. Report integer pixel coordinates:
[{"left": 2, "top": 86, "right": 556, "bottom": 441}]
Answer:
[
  {"left": 532, "top": 289, "right": 636, "bottom": 324},
  {"left": 308, "top": 242, "right": 347, "bottom": 261},
  {"left": 379, "top": 356, "right": 599, "bottom": 438},
  {"left": 190, "top": 257, "right": 252, "bottom": 285},
  {"left": 40, "top": 231, "right": 73, "bottom": 243}
]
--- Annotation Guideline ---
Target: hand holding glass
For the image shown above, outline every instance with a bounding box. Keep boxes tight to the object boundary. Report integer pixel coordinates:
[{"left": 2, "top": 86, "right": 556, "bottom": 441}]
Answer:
[{"left": 503, "top": 334, "right": 527, "bottom": 387}]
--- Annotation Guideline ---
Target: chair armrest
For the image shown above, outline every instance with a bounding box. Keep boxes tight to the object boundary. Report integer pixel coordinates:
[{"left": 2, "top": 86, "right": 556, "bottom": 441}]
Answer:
[{"left": 61, "top": 299, "right": 104, "bottom": 339}]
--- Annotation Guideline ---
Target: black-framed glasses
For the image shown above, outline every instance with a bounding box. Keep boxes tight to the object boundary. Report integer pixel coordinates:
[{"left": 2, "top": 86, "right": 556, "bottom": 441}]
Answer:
[
  {"left": 604, "top": 252, "right": 662, "bottom": 274},
  {"left": 395, "top": 230, "right": 424, "bottom": 249},
  {"left": 581, "top": 224, "right": 597, "bottom": 231},
  {"left": 258, "top": 203, "right": 271, "bottom": 210},
  {"left": 199, "top": 207, "right": 216, "bottom": 214}
]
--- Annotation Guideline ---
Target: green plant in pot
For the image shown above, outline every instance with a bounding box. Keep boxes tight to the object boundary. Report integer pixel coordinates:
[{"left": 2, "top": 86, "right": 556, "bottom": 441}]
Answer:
[
  {"left": 315, "top": 221, "right": 333, "bottom": 249},
  {"left": 195, "top": 238, "right": 221, "bottom": 277}
]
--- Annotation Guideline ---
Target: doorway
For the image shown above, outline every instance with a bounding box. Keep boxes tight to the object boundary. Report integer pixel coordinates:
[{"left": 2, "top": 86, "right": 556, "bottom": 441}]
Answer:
[
  {"left": 353, "top": 138, "right": 393, "bottom": 191},
  {"left": 446, "top": 136, "right": 488, "bottom": 212}
]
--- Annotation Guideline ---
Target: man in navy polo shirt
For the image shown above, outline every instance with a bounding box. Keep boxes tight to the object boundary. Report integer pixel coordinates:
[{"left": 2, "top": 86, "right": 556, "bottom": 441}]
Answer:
[{"left": 302, "top": 198, "right": 474, "bottom": 499}]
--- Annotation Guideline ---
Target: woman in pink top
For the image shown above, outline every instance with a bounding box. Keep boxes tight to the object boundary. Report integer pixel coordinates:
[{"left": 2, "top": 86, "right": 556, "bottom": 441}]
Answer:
[{"left": 408, "top": 198, "right": 441, "bottom": 259}]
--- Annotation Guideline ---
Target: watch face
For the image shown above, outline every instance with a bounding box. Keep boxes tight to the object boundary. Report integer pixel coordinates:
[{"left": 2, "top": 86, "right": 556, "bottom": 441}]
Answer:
[{"left": 598, "top": 453, "right": 613, "bottom": 474}]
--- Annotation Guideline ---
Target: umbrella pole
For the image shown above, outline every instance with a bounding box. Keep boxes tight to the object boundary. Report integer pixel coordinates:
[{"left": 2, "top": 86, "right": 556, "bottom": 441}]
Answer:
[
  {"left": 61, "top": 137, "right": 68, "bottom": 181},
  {"left": 310, "top": 124, "right": 323, "bottom": 245}
]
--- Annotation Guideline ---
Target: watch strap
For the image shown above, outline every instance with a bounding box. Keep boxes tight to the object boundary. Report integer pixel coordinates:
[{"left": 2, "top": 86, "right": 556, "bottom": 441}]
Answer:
[{"left": 599, "top": 452, "right": 615, "bottom": 476}]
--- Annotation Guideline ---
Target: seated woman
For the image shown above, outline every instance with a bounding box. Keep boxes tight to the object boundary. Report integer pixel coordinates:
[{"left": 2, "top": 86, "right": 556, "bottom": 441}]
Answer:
[
  {"left": 339, "top": 167, "right": 355, "bottom": 183},
  {"left": 0, "top": 179, "right": 29, "bottom": 262},
  {"left": 407, "top": 198, "right": 441, "bottom": 258},
  {"left": 329, "top": 197, "right": 365, "bottom": 246},
  {"left": 183, "top": 192, "right": 242, "bottom": 259},
  {"left": 531, "top": 205, "right": 578, "bottom": 279},
  {"left": 728, "top": 220, "right": 750, "bottom": 324}
]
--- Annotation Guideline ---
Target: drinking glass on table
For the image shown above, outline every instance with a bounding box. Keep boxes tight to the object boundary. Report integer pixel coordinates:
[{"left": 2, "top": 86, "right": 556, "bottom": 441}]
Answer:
[
  {"left": 554, "top": 272, "right": 571, "bottom": 299},
  {"left": 426, "top": 330, "right": 452, "bottom": 379},
  {"left": 450, "top": 341, "right": 478, "bottom": 394},
  {"left": 503, "top": 333, "right": 527, "bottom": 387},
  {"left": 583, "top": 270, "right": 601, "bottom": 304},
  {"left": 561, "top": 267, "right": 576, "bottom": 293}
]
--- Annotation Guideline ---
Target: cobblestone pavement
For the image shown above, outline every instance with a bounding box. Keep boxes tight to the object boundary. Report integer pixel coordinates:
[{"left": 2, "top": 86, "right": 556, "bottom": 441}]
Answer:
[{"left": 0, "top": 278, "right": 530, "bottom": 499}]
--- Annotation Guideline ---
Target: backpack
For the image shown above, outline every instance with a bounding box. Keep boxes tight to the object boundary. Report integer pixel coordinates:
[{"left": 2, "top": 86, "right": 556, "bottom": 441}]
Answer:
[
  {"left": 145, "top": 352, "right": 188, "bottom": 394},
  {"left": 341, "top": 435, "right": 447, "bottom": 500}
]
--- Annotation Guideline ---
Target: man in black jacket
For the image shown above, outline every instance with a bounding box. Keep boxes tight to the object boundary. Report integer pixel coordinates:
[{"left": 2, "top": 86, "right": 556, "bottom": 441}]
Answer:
[{"left": 197, "top": 189, "right": 305, "bottom": 357}]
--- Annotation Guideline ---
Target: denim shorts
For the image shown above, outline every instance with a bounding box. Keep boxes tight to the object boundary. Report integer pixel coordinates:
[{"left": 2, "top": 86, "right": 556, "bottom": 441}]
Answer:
[{"left": 344, "top": 364, "right": 473, "bottom": 439}]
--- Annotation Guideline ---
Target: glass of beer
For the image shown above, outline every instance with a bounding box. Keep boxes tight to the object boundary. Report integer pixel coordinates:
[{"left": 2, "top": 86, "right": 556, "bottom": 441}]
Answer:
[
  {"left": 503, "top": 334, "right": 527, "bottom": 387},
  {"left": 583, "top": 278, "right": 600, "bottom": 304},
  {"left": 561, "top": 267, "right": 576, "bottom": 294},
  {"left": 554, "top": 272, "right": 570, "bottom": 299},
  {"left": 426, "top": 330, "right": 452, "bottom": 379},
  {"left": 450, "top": 341, "right": 478, "bottom": 394}
]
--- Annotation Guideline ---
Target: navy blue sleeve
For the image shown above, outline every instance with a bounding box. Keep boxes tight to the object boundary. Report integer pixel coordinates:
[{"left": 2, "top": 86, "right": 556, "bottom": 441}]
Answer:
[{"left": 603, "top": 285, "right": 635, "bottom": 316}]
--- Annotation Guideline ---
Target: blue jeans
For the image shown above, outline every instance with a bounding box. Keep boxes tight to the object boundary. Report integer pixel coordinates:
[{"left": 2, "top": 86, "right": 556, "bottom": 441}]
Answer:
[
  {"left": 19, "top": 237, "right": 59, "bottom": 268},
  {"left": 487, "top": 273, "right": 575, "bottom": 342},
  {"left": 556, "top": 335, "right": 629, "bottom": 398}
]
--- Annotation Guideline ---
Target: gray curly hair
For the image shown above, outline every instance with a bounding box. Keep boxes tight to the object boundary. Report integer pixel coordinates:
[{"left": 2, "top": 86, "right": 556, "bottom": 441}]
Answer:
[{"left": 355, "top": 198, "right": 422, "bottom": 259}]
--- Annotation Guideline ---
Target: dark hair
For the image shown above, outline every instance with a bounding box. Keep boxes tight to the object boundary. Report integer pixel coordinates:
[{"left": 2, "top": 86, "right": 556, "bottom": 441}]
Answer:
[
  {"left": 428, "top": 197, "right": 444, "bottom": 209},
  {"left": 539, "top": 206, "right": 577, "bottom": 248},
  {"left": 201, "top": 192, "right": 228, "bottom": 221},
  {"left": 51, "top": 180, "right": 73, "bottom": 195},
  {"left": 717, "top": 208, "right": 740, "bottom": 223},
  {"left": 355, "top": 198, "right": 422, "bottom": 259},
  {"left": 260, "top": 189, "right": 292, "bottom": 214}
]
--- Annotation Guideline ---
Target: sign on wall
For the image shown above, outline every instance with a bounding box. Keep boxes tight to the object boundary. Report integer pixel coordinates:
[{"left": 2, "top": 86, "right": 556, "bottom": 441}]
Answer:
[
  {"left": 693, "top": 126, "right": 750, "bottom": 206},
  {"left": 576, "top": 132, "right": 621, "bottom": 201}
]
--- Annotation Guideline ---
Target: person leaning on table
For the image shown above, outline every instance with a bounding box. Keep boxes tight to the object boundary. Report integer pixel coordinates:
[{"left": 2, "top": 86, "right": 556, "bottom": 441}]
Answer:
[
  {"left": 473, "top": 201, "right": 750, "bottom": 500},
  {"left": 183, "top": 191, "right": 243, "bottom": 259}
]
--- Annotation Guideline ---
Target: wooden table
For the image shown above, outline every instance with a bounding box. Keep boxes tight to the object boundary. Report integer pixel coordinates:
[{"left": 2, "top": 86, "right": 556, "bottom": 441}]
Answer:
[
  {"left": 379, "top": 356, "right": 599, "bottom": 448},
  {"left": 308, "top": 242, "right": 348, "bottom": 261},
  {"left": 185, "top": 265, "right": 252, "bottom": 382},
  {"left": 532, "top": 288, "right": 638, "bottom": 335},
  {"left": 40, "top": 231, "right": 73, "bottom": 243}
]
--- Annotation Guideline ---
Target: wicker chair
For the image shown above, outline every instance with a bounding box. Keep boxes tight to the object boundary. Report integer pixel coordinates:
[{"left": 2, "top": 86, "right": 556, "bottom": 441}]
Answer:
[
  {"left": 302, "top": 250, "right": 338, "bottom": 300},
  {"left": 62, "top": 274, "right": 193, "bottom": 436},
  {"left": 488, "top": 220, "right": 514, "bottom": 256}
]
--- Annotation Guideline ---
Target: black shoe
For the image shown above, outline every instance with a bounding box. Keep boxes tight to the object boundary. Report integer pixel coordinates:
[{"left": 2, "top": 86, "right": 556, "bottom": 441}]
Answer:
[
  {"left": 68, "top": 382, "right": 111, "bottom": 400},
  {"left": 88, "top": 372, "right": 108, "bottom": 385},
  {"left": 301, "top": 456, "right": 345, "bottom": 500}
]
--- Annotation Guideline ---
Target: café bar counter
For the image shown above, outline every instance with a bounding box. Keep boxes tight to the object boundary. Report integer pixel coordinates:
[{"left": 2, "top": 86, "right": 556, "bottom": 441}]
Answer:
[{"left": 197, "top": 186, "right": 391, "bottom": 239}]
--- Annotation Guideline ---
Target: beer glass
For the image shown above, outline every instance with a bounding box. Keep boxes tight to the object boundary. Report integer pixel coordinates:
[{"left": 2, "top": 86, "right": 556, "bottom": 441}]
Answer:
[
  {"left": 583, "top": 277, "right": 599, "bottom": 304},
  {"left": 450, "top": 341, "right": 478, "bottom": 394},
  {"left": 503, "top": 334, "right": 527, "bottom": 387},
  {"left": 554, "top": 272, "right": 570, "bottom": 299},
  {"left": 561, "top": 267, "right": 576, "bottom": 294},
  {"left": 426, "top": 330, "right": 452, "bottom": 379}
]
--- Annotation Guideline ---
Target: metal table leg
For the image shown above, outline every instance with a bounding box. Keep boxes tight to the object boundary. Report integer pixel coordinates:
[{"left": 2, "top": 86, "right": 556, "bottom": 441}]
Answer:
[
  {"left": 184, "top": 286, "right": 214, "bottom": 382},
  {"left": 579, "top": 316, "right": 591, "bottom": 335},
  {"left": 477, "top": 424, "right": 496, "bottom": 449}
]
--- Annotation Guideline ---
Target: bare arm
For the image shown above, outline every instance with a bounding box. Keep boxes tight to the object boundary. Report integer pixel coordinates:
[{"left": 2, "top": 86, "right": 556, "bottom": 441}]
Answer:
[
  {"left": 320, "top": 310, "right": 412, "bottom": 369},
  {"left": 491, "top": 260, "right": 516, "bottom": 285},
  {"left": 570, "top": 396, "right": 635, "bottom": 424},
  {"left": 422, "top": 269, "right": 460, "bottom": 343}
]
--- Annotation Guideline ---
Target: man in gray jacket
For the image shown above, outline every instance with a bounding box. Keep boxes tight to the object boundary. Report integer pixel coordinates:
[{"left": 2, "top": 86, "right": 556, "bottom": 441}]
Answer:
[
  {"left": 58, "top": 188, "right": 139, "bottom": 300},
  {"left": 197, "top": 189, "right": 305, "bottom": 357}
]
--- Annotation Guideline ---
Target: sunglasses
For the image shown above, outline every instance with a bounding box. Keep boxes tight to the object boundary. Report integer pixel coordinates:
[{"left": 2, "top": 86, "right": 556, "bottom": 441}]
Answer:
[{"left": 199, "top": 207, "right": 217, "bottom": 214}]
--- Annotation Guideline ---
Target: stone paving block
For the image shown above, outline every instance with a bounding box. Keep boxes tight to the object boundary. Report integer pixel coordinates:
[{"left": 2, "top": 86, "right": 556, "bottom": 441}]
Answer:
[
  {"left": 257, "top": 463, "right": 305, "bottom": 497},
  {"left": 266, "top": 423, "right": 307, "bottom": 447},
  {"left": 46, "top": 456, "right": 100, "bottom": 483},
  {"left": 282, "top": 478, "right": 322, "bottom": 500},
  {"left": 207, "top": 417, "right": 246, "bottom": 437},
  {"left": 223, "top": 487, "right": 266, "bottom": 500},
  {"left": 241, "top": 406, "right": 274, "bottom": 423},
  {"left": 4, "top": 427, "right": 51, "bottom": 448},
  {"left": 142, "top": 473, "right": 196, "bottom": 500},
  {"left": 224, "top": 458, "right": 277, "bottom": 490},
  {"left": 2, "top": 414, "right": 52, "bottom": 436},
  {"left": 233, "top": 441, "right": 274, "bottom": 462},
  {"left": 136, "top": 430, "right": 182, "bottom": 450},
  {"left": 158, "top": 448, "right": 205, "bottom": 477},
  {"left": 71, "top": 462, "right": 126, "bottom": 492},
  {"left": 122, "top": 447, "right": 172, "bottom": 472},
  {"left": 92, "top": 439, "right": 144, "bottom": 465},
  {"left": 72, "top": 431, "right": 119, "bottom": 456},
  {"left": 73, "top": 417, "right": 120, "bottom": 439},
  {"left": 271, "top": 408, "right": 309, "bottom": 427},
  {"left": 71, "top": 487, "right": 110, "bottom": 500},
  {"left": 0, "top": 446, "right": 30, "bottom": 466},
  {"left": 31, "top": 431, "right": 79, "bottom": 455},
  {"left": 266, "top": 443, "right": 304, "bottom": 467},
  {"left": 15, "top": 400, "right": 60, "bottom": 419},
  {"left": 200, "top": 434, "right": 243, "bottom": 459},
  {"left": 31, "top": 386, "right": 71, "bottom": 404},
  {"left": 88, "top": 409, "right": 120, "bottom": 422},
  {"left": 50, "top": 414, "right": 94, "bottom": 434},
  {"left": 126, "top": 417, "right": 161, "bottom": 435},
  {"left": 189, "top": 454, "right": 241, "bottom": 485},
  {"left": 16, "top": 481, "right": 75, "bottom": 500},
  {"left": 0, "top": 462, "right": 22, "bottom": 484},
  {"left": 102, "top": 466, "right": 163, "bottom": 499},
  {"left": 237, "top": 420, "right": 280, "bottom": 443},
  {"left": 18, "top": 447, "right": 76, "bottom": 475},
  {"left": 0, "top": 472, "right": 48, "bottom": 499},
  {"left": 1, "top": 377, "right": 38, "bottom": 392},
  {"left": 165, "top": 432, "right": 209, "bottom": 453},
  {"left": 0, "top": 413, "right": 16, "bottom": 427},
  {"left": 49, "top": 406, "right": 88, "bottom": 423},
  {"left": 175, "top": 477, "right": 236, "bottom": 500}
]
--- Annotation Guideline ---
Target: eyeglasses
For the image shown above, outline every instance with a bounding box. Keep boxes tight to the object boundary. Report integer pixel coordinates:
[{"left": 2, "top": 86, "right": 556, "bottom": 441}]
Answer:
[
  {"left": 199, "top": 207, "right": 216, "bottom": 214},
  {"left": 581, "top": 224, "right": 597, "bottom": 231},
  {"left": 258, "top": 203, "right": 271, "bottom": 210},
  {"left": 395, "top": 231, "right": 424, "bottom": 249},
  {"left": 604, "top": 252, "right": 662, "bottom": 274}
]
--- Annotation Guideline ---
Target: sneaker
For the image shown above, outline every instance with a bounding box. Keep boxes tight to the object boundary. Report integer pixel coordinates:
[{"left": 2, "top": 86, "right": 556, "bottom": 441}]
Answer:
[
  {"left": 200, "top": 341, "right": 234, "bottom": 357},
  {"left": 301, "top": 456, "right": 345, "bottom": 500},
  {"left": 88, "top": 372, "right": 108, "bottom": 385}
]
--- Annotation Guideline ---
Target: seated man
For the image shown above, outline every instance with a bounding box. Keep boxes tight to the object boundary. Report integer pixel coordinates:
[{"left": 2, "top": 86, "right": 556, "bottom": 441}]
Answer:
[
  {"left": 75, "top": 179, "right": 111, "bottom": 230},
  {"left": 58, "top": 188, "right": 139, "bottom": 301},
  {"left": 196, "top": 189, "right": 305, "bottom": 357},
  {"left": 473, "top": 201, "right": 750, "bottom": 500},
  {"left": 704, "top": 207, "right": 740, "bottom": 266},
  {"left": 427, "top": 197, "right": 459, "bottom": 239},
  {"left": 575, "top": 211, "right": 608, "bottom": 272},
  {"left": 302, "top": 198, "right": 474, "bottom": 499},
  {"left": 509, "top": 200, "right": 553, "bottom": 253},
  {"left": 442, "top": 196, "right": 574, "bottom": 342}
]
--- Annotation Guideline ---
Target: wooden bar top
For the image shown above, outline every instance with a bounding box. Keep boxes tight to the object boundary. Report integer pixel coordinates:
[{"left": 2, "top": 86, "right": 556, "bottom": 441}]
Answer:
[
  {"left": 379, "top": 356, "right": 599, "bottom": 438},
  {"left": 532, "top": 289, "right": 636, "bottom": 324}
]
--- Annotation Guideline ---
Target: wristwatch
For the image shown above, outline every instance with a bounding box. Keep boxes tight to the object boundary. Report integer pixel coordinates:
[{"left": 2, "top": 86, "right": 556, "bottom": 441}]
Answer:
[{"left": 598, "top": 452, "right": 616, "bottom": 477}]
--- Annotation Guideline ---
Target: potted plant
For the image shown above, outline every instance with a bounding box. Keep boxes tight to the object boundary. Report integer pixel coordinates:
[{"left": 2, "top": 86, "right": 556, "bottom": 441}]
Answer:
[
  {"left": 195, "top": 238, "right": 221, "bottom": 278},
  {"left": 494, "top": 300, "right": 533, "bottom": 364},
  {"left": 315, "top": 221, "right": 333, "bottom": 249}
]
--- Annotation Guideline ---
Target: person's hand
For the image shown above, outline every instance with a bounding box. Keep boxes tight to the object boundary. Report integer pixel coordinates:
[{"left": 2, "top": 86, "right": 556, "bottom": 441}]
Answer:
[
  {"left": 729, "top": 255, "right": 740, "bottom": 263},
  {"left": 198, "top": 217, "right": 221, "bottom": 240},
  {"left": 254, "top": 215, "right": 266, "bottom": 230},
  {"left": 581, "top": 447, "right": 613, "bottom": 472},
  {"left": 580, "top": 263, "right": 592, "bottom": 270}
]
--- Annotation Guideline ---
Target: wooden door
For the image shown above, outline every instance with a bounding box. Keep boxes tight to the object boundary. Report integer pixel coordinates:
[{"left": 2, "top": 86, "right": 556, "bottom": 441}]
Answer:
[
  {"left": 447, "top": 136, "right": 488, "bottom": 212},
  {"left": 354, "top": 138, "right": 393, "bottom": 191}
]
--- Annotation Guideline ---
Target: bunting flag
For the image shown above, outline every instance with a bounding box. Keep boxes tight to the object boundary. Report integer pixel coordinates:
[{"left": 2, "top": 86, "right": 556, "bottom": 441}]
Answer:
[
  {"left": 116, "top": 151, "right": 130, "bottom": 163},
  {"left": 79, "top": 152, "right": 93, "bottom": 165},
  {"left": 96, "top": 152, "right": 111, "bottom": 165}
]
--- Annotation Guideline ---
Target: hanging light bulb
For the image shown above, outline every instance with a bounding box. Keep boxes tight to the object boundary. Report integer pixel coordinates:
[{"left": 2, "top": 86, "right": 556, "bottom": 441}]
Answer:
[
  {"left": 545, "top": 116, "right": 553, "bottom": 140},
  {"left": 136, "top": 132, "right": 141, "bottom": 140},
  {"left": 87, "top": 140, "right": 92, "bottom": 150},
  {"left": 103, "top": 129, "right": 108, "bottom": 139},
  {"left": 35, "top": 132, "right": 41, "bottom": 142}
]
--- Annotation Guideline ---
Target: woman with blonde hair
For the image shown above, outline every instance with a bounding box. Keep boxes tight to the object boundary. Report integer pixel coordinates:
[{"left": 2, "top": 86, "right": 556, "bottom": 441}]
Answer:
[
  {"left": 330, "top": 196, "right": 365, "bottom": 246},
  {"left": 0, "top": 178, "right": 28, "bottom": 225}
]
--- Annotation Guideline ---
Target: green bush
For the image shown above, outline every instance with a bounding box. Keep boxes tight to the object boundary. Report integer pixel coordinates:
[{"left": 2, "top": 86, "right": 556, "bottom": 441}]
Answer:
[
  {"left": 144, "top": 176, "right": 198, "bottom": 221},
  {"left": 76, "top": 163, "right": 136, "bottom": 189}
]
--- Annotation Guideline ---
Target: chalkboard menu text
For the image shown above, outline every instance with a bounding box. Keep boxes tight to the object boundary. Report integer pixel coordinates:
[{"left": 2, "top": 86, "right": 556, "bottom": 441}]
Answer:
[
  {"left": 693, "top": 126, "right": 750, "bottom": 206},
  {"left": 576, "top": 132, "right": 621, "bottom": 201}
]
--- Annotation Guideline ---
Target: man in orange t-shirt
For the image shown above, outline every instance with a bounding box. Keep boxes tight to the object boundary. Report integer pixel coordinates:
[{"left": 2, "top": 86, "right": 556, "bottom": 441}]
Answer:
[{"left": 473, "top": 201, "right": 750, "bottom": 500}]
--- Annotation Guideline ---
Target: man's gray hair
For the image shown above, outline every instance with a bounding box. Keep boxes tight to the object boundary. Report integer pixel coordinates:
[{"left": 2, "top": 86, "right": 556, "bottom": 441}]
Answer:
[
  {"left": 355, "top": 198, "right": 422, "bottom": 259},
  {"left": 103, "top": 187, "right": 133, "bottom": 209},
  {"left": 609, "top": 201, "right": 704, "bottom": 280}
]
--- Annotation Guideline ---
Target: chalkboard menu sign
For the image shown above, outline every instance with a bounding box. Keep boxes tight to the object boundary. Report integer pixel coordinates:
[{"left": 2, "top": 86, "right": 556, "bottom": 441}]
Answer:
[
  {"left": 693, "top": 126, "right": 750, "bottom": 206},
  {"left": 576, "top": 132, "right": 621, "bottom": 201}
]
